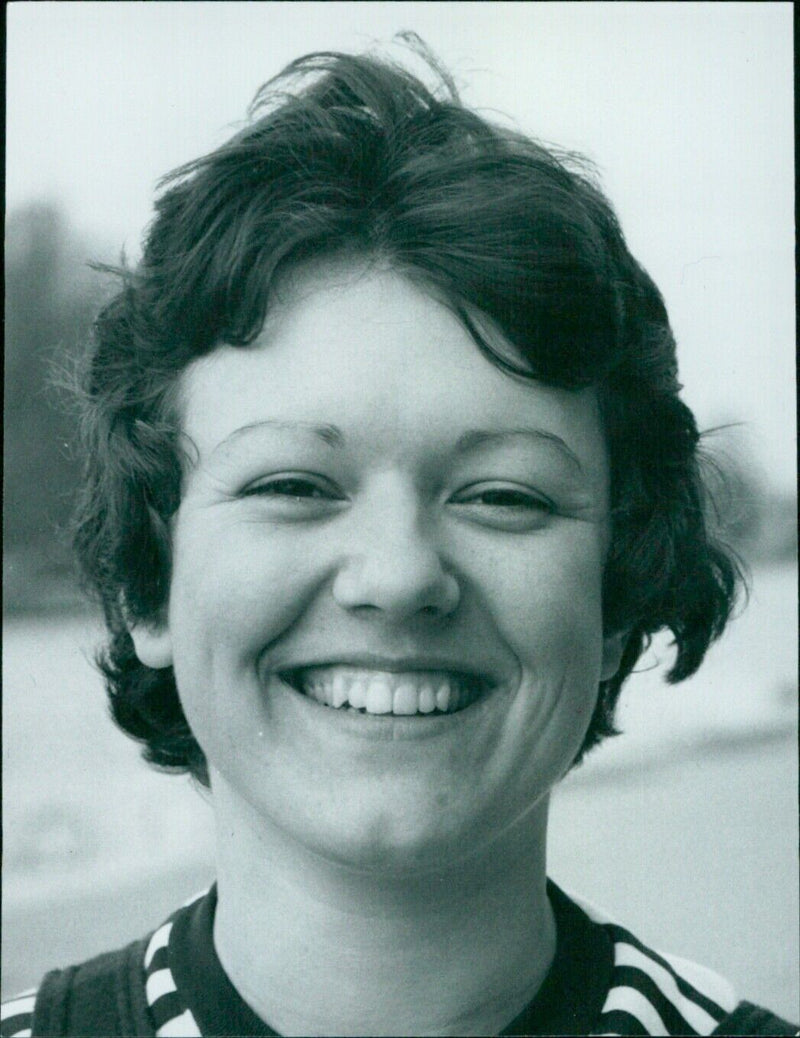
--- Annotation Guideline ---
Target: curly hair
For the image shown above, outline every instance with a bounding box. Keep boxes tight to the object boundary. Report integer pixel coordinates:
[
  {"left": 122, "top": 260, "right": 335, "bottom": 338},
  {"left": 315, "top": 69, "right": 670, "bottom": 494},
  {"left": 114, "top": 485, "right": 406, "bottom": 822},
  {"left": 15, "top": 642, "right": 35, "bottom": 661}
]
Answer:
[{"left": 72, "top": 39, "right": 741, "bottom": 785}]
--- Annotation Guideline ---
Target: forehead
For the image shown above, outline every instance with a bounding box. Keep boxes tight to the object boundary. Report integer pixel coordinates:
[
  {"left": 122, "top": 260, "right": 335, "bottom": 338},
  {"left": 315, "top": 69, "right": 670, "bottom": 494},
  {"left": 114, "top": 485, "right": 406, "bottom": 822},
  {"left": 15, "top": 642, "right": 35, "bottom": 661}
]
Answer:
[{"left": 177, "top": 261, "right": 609, "bottom": 475}]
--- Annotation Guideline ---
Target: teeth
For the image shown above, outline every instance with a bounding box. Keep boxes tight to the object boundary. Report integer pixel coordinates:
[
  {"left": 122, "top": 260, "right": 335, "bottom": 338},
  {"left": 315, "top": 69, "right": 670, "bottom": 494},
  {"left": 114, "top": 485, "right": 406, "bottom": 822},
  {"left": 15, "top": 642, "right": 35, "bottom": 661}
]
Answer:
[
  {"left": 331, "top": 672, "right": 348, "bottom": 709},
  {"left": 393, "top": 684, "right": 418, "bottom": 716},
  {"left": 306, "top": 682, "right": 327, "bottom": 706},
  {"left": 284, "top": 666, "right": 485, "bottom": 716},
  {"left": 348, "top": 679, "right": 367, "bottom": 710},
  {"left": 365, "top": 679, "right": 393, "bottom": 714},
  {"left": 418, "top": 685, "right": 436, "bottom": 713}
]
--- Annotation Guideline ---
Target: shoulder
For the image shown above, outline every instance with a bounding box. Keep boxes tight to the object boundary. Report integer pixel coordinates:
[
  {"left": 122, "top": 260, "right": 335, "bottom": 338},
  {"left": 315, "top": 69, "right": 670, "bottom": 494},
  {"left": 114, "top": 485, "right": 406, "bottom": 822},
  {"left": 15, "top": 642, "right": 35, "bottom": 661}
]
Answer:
[
  {"left": 599, "top": 920, "right": 739, "bottom": 1034},
  {"left": 0, "top": 890, "right": 210, "bottom": 1038},
  {"left": 566, "top": 891, "right": 798, "bottom": 1036},
  {"left": 1, "top": 989, "right": 36, "bottom": 1038},
  {"left": 710, "top": 1002, "right": 799, "bottom": 1036},
  {"left": 1, "top": 938, "right": 152, "bottom": 1038}
]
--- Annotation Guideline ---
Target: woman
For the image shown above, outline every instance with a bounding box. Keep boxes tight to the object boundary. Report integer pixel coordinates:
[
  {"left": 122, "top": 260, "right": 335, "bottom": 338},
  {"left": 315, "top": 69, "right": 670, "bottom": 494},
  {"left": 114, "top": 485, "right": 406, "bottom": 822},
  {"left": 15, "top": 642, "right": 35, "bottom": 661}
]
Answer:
[{"left": 2, "top": 42, "right": 795, "bottom": 1038}]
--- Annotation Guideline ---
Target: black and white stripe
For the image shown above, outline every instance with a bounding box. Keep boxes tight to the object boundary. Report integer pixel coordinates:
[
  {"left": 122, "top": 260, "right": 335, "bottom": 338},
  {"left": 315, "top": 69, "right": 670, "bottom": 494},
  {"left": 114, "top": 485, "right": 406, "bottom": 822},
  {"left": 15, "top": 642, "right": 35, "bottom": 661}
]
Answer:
[
  {"left": 1, "top": 890, "right": 747, "bottom": 1037},
  {"left": 143, "top": 912, "right": 202, "bottom": 1037},
  {"left": 0, "top": 990, "right": 36, "bottom": 1038},
  {"left": 575, "top": 895, "right": 738, "bottom": 1036},
  {"left": 137, "top": 889, "right": 741, "bottom": 1038}
]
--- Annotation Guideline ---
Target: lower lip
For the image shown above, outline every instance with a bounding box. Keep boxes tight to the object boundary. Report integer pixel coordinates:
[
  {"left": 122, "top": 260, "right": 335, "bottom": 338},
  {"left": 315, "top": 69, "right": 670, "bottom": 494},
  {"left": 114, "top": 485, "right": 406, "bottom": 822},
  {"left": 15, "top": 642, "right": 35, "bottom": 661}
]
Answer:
[{"left": 271, "top": 676, "right": 508, "bottom": 741}]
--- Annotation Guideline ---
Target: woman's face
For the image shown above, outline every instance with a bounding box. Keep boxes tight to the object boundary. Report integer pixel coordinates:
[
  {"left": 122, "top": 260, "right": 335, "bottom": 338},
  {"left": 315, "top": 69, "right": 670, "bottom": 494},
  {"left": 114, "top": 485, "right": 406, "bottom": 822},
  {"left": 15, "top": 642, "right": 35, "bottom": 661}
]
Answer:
[{"left": 133, "top": 262, "right": 624, "bottom": 872}]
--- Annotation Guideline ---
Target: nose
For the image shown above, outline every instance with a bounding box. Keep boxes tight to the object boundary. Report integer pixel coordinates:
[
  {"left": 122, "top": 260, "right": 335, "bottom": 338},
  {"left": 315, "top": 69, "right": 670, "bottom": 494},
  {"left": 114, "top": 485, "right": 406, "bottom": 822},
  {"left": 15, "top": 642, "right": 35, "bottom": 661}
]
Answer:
[{"left": 331, "top": 488, "right": 460, "bottom": 622}]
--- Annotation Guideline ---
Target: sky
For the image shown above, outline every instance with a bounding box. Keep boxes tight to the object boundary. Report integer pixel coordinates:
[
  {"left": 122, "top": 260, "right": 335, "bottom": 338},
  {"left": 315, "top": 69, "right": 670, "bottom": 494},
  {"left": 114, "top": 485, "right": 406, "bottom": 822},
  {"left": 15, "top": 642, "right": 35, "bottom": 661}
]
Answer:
[{"left": 6, "top": 1, "right": 795, "bottom": 488}]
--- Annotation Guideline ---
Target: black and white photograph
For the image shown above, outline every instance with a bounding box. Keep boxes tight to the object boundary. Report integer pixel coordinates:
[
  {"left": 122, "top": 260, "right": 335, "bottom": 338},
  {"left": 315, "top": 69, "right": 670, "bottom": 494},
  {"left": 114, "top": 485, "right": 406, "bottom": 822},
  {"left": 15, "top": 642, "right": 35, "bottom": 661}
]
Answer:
[{"left": 3, "top": 3, "right": 797, "bottom": 1035}]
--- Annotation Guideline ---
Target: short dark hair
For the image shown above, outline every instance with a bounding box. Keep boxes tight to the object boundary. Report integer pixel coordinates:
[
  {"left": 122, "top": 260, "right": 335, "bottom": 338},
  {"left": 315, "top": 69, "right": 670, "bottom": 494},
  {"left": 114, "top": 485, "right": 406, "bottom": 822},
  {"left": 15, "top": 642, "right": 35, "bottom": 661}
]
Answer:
[{"left": 72, "top": 39, "right": 741, "bottom": 784}]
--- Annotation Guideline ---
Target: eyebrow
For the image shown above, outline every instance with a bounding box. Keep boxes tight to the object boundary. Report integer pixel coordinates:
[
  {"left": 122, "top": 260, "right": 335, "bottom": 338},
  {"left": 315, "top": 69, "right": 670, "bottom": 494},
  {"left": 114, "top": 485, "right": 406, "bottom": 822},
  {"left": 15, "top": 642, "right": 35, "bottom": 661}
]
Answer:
[
  {"left": 213, "top": 420, "right": 583, "bottom": 472},
  {"left": 454, "top": 428, "right": 584, "bottom": 472},
  {"left": 213, "top": 419, "right": 345, "bottom": 454}
]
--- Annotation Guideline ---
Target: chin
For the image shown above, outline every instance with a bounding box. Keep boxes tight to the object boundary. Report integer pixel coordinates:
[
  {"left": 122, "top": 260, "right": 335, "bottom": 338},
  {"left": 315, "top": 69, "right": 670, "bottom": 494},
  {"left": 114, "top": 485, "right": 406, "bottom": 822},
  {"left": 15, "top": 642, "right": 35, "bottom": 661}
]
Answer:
[{"left": 299, "top": 796, "right": 510, "bottom": 878}]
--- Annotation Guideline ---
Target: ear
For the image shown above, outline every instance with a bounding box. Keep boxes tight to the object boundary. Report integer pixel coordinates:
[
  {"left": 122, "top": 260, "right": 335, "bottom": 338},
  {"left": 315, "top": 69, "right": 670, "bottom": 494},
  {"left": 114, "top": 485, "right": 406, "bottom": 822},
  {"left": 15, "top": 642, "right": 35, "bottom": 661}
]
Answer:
[
  {"left": 130, "top": 622, "right": 173, "bottom": 669},
  {"left": 600, "top": 630, "right": 628, "bottom": 682}
]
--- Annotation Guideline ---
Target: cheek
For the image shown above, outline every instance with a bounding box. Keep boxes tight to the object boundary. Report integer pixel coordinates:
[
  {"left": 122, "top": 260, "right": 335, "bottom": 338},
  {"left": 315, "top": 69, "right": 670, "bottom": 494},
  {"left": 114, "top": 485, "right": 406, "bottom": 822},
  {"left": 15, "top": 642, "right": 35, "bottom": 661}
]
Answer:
[
  {"left": 469, "top": 531, "right": 607, "bottom": 668},
  {"left": 169, "top": 521, "right": 320, "bottom": 651}
]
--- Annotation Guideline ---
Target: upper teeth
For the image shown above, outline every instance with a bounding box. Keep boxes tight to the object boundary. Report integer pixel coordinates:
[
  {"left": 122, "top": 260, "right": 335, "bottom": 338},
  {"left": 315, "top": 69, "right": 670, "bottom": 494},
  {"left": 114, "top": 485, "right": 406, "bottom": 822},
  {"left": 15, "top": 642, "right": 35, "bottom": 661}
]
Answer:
[{"left": 285, "top": 666, "right": 483, "bottom": 716}]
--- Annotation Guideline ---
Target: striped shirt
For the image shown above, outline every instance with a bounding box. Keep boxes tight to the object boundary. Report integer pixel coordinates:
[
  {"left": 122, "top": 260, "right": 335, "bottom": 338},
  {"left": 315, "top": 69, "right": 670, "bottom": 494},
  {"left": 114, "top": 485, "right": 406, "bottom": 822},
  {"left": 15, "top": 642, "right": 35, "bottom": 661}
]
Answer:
[
  {"left": 0, "top": 992, "right": 36, "bottom": 1038},
  {"left": 2, "top": 883, "right": 793, "bottom": 1036},
  {"left": 572, "top": 893, "right": 742, "bottom": 1036}
]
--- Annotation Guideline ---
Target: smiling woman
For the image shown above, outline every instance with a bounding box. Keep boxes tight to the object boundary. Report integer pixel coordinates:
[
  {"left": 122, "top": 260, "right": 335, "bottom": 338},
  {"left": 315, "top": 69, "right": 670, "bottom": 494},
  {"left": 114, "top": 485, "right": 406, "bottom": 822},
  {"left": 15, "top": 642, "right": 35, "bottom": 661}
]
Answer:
[
  {"left": 1, "top": 38, "right": 795, "bottom": 1038},
  {"left": 133, "top": 266, "right": 620, "bottom": 885}
]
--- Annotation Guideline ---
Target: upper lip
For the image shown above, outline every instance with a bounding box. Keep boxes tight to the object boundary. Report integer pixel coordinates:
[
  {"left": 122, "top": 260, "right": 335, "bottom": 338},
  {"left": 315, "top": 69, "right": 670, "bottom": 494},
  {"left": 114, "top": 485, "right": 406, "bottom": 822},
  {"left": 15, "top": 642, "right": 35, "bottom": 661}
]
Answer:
[{"left": 275, "top": 653, "right": 505, "bottom": 686}]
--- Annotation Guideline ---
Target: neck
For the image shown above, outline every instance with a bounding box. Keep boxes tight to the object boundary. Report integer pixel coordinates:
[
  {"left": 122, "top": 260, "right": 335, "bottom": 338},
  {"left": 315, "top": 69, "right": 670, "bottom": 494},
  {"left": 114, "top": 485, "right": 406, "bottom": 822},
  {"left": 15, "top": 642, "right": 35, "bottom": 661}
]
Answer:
[{"left": 211, "top": 776, "right": 556, "bottom": 1037}]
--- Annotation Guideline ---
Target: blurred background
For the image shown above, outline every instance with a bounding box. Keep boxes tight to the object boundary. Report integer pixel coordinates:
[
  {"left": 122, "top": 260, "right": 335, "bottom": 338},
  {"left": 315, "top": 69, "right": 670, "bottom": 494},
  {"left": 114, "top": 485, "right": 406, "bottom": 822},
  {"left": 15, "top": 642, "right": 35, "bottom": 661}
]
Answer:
[{"left": 4, "top": 0, "right": 797, "bottom": 1019}]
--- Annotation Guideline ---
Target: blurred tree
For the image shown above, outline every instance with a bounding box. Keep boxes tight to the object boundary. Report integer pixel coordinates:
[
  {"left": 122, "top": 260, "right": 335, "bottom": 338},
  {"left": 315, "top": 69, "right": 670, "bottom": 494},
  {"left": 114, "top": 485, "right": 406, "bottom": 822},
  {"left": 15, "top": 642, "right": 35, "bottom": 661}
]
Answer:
[
  {"left": 702, "top": 427, "right": 797, "bottom": 567},
  {"left": 4, "top": 203, "right": 107, "bottom": 607}
]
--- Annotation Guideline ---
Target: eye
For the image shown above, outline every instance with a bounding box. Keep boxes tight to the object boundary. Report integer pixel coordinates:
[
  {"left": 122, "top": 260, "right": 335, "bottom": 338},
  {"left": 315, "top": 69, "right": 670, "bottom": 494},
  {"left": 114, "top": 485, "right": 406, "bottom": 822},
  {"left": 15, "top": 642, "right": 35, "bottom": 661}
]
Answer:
[
  {"left": 466, "top": 488, "right": 548, "bottom": 508},
  {"left": 449, "top": 483, "right": 554, "bottom": 531},
  {"left": 240, "top": 474, "right": 344, "bottom": 505}
]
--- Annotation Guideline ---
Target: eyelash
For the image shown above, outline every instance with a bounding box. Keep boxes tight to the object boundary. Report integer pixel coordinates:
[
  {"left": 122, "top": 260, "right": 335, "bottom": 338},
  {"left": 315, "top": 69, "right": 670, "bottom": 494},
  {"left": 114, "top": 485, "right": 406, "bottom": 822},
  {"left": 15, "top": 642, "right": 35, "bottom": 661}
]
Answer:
[
  {"left": 240, "top": 477, "right": 552, "bottom": 519},
  {"left": 456, "top": 487, "right": 553, "bottom": 511},
  {"left": 241, "top": 476, "right": 342, "bottom": 501}
]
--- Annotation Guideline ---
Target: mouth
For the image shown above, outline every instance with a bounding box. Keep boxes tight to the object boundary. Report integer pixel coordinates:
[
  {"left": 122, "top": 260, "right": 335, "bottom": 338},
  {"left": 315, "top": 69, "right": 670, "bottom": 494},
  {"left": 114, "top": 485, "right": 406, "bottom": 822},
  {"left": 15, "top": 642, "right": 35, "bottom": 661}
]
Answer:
[{"left": 278, "top": 665, "right": 493, "bottom": 717}]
